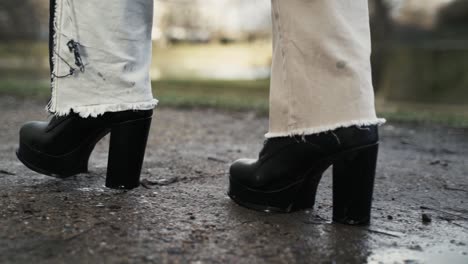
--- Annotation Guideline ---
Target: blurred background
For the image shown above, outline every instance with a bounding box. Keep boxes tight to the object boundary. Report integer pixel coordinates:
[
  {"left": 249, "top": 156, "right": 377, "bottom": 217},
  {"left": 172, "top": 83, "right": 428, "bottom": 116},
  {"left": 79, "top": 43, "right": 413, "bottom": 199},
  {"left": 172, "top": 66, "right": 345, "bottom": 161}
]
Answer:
[{"left": 0, "top": 0, "right": 467, "bottom": 125}]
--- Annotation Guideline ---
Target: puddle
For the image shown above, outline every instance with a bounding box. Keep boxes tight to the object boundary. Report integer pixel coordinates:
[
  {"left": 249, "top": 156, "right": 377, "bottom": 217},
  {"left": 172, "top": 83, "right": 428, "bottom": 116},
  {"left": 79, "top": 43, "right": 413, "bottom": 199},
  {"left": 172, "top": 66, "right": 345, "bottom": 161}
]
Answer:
[
  {"left": 368, "top": 244, "right": 468, "bottom": 264},
  {"left": 76, "top": 187, "right": 106, "bottom": 193}
]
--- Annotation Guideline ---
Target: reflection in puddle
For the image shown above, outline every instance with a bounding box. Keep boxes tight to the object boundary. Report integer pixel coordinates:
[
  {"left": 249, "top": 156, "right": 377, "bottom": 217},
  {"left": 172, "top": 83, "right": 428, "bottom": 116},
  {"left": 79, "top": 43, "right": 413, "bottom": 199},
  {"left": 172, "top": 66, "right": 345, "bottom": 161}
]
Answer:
[
  {"left": 76, "top": 187, "right": 106, "bottom": 193},
  {"left": 368, "top": 244, "right": 468, "bottom": 264}
]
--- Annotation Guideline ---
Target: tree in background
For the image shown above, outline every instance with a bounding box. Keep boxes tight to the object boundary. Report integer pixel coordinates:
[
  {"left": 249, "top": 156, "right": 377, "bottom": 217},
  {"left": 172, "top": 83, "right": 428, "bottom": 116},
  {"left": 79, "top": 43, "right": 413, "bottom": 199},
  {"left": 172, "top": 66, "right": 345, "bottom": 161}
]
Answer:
[
  {"left": 369, "top": 0, "right": 394, "bottom": 91},
  {"left": 0, "top": 0, "right": 49, "bottom": 41},
  {"left": 437, "top": 0, "right": 468, "bottom": 33},
  {"left": 156, "top": 0, "right": 271, "bottom": 43}
]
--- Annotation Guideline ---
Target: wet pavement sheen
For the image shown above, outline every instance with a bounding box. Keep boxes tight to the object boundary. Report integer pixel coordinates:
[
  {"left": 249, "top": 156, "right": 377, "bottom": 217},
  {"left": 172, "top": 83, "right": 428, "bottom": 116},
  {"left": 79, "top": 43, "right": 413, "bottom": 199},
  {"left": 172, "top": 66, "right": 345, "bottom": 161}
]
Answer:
[{"left": 0, "top": 97, "right": 467, "bottom": 264}]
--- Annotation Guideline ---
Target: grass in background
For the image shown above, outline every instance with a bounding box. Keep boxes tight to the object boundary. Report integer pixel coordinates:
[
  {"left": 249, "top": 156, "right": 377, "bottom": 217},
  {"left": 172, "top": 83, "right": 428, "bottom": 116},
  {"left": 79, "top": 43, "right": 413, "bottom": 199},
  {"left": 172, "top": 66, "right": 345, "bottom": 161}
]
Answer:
[
  {"left": 0, "top": 79, "right": 50, "bottom": 98},
  {"left": 1, "top": 78, "right": 468, "bottom": 127},
  {"left": 379, "top": 110, "right": 468, "bottom": 127},
  {"left": 0, "top": 41, "right": 48, "bottom": 59},
  {"left": 154, "top": 79, "right": 269, "bottom": 113},
  {"left": 0, "top": 78, "right": 269, "bottom": 113}
]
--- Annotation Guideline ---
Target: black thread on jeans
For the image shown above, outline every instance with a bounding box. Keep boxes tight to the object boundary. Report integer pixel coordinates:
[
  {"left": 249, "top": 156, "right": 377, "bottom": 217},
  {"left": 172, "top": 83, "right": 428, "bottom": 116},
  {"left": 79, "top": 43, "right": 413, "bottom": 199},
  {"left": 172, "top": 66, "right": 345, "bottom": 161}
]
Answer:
[
  {"left": 51, "top": 39, "right": 86, "bottom": 79},
  {"left": 67, "top": 39, "right": 85, "bottom": 73},
  {"left": 52, "top": 50, "right": 76, "bottom": 78}
]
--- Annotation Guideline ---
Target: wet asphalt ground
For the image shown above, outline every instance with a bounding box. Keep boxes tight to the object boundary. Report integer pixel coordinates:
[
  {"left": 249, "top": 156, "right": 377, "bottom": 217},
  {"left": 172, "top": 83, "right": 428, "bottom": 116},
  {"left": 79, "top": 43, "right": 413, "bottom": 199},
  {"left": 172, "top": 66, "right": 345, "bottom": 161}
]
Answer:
[{"left": 0, "top": 97, "right": 467, "bottom": 264}]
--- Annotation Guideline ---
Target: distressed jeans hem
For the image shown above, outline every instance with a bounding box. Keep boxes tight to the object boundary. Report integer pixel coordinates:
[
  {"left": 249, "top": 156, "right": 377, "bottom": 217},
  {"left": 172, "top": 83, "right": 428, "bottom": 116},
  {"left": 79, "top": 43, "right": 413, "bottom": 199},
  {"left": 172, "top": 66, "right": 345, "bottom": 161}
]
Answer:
[
  {"left": 265, "top": 118, "right": 386, "bottom": 138},
  {"left": 47, "top": 99, "right": 159, "bottom": 118}
]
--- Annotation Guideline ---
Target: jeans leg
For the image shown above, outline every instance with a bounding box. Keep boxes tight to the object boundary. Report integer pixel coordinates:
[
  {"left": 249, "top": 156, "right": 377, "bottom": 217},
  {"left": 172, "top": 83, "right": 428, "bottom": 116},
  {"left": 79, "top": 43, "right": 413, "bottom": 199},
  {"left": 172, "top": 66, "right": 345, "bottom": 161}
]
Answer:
[
  {"left": 267, "top": 0, "right": 385, "bottom": 138},
  {"left": 48, "top": 0, "right": 157, "bottom": 117}
]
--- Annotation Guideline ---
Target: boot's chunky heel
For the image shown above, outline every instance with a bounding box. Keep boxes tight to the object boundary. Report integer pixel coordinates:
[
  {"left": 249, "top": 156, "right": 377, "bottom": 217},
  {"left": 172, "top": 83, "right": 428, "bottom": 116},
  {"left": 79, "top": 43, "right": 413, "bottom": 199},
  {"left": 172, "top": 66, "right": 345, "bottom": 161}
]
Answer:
[
  {"left": 106, "top": 117, "right": 152, "bottom": 189},
  {"left": 228, "top": 125, "right": 380, "bottom": 224},
  {"left": 17, "top": 109, "right": 153, "bottom": 188},
  {"left": 332, "top": 144, "right": 379, "bottom": 225}
]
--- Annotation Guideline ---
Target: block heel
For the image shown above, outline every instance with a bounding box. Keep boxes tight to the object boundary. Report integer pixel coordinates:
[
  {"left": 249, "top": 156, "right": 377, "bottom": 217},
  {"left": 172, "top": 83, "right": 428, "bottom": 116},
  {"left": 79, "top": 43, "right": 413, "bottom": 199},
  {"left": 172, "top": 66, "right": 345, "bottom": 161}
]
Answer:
[
  {"left": 332, "top": 144, "right": 379, "bottom": 225},
  {"left": 229, "top": 125, "right": 380, "bottom": 224},
  {"left": 106, "top": 117, "right": 152, "bottom": 189},
  {"left": 17, "top": 109, "right": 153, "bottom": 187}
]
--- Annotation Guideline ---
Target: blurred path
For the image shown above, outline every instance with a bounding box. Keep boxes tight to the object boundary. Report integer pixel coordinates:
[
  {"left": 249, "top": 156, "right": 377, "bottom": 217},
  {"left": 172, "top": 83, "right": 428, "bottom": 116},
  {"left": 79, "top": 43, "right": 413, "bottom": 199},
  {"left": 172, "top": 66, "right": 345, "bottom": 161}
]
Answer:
[{"left": 0, "top": 97, "right": 467, "bottom": 264}]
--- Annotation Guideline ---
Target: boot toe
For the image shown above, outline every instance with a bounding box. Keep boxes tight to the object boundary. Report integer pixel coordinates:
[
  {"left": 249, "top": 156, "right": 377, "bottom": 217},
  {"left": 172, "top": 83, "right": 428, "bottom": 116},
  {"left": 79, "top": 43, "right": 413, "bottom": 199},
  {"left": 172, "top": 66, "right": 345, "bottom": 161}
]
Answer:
[
  {"left": 229, "top": 158, "right": 257, "bottom": 184},
  {"left": 19, "top": 121, "right": 47, "bottom": 148}
]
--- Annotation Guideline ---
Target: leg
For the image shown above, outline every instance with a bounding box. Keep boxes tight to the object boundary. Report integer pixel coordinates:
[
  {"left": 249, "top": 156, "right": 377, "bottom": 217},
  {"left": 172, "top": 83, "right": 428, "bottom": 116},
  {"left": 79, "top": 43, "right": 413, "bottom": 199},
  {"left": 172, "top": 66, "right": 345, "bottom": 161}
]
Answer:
[
  {"left": 17, "top": 0, "right": 155, "bottom": 189},
  {"left": 268, "top": 0, "right": 384, "bottom": 136},
  {"left": 229, "top": 0, "right": 384, "bottom": 224},
  {"left": 49, "top": 0, "right": 157, "bottom": 116}
]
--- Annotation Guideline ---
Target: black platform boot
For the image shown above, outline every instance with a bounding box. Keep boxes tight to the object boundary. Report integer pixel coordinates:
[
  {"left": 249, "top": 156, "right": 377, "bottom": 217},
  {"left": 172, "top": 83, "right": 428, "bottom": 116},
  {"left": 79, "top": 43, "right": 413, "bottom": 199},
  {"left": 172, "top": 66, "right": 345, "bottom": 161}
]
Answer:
[
  {"left": 17, "top": 110, "right": 153, "bottom": 189},
  {"left": 228, "top": 125, "right": 379, "bottom": 225}
]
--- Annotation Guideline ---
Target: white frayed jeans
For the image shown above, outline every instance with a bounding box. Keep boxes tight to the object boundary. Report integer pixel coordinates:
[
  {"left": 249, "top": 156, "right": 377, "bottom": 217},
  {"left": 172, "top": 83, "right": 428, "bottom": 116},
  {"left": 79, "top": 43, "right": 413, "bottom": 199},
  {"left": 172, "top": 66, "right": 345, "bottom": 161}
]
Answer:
[{"left": 49, "top": 0, "right": 384, "bottom": 137}]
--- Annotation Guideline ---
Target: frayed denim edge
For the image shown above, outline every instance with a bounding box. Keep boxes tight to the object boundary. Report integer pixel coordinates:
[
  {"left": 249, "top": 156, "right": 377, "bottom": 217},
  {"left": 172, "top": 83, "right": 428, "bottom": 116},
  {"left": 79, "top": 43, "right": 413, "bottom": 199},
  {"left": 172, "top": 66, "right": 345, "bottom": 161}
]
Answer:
[
  {"left": 45, "top": 99, "right": 159, "bottom": 118},
  {"left": 265, "top": 118, "right": 387, "bottom": 138}
]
